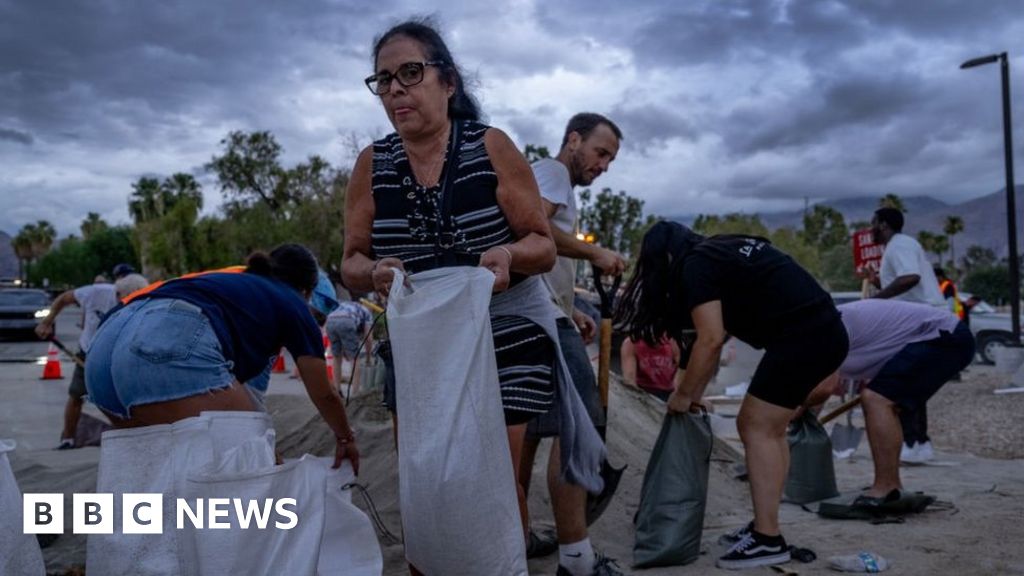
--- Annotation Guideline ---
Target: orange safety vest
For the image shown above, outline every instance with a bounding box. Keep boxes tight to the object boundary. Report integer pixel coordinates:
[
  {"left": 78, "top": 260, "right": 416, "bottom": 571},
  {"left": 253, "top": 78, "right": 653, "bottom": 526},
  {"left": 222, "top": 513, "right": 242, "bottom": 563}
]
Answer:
[
  {"left": 121, "top": 265, "right": 246, "bottom": 304},
  {"left": 938, "top": 279, "right": 965, "bottom": 320}
]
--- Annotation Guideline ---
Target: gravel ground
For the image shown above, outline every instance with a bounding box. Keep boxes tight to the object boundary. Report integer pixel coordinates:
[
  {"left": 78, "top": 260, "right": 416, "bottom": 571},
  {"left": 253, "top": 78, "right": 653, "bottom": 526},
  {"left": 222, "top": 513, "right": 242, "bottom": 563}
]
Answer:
[{"left": 926, "top": 364, "right": 1024, "bottom": 459}]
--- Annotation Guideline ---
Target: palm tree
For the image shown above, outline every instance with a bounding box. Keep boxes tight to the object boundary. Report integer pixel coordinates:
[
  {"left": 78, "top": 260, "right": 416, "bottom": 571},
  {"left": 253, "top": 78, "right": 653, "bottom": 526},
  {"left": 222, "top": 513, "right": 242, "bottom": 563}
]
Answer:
[
  {"left": 160, "top": 173, "right": 203, "bottom": 212},
  {"left": 943, "top": 215, "right": 965, "bottom": 278},
  {"left": 12, "top": 229, "right": 33, "bottom": 283},
  {"left": 29, "top": 220, "right": 56, "bottom": 260},
  {"left": 128, "top": 177, "right": 163, "bottom": 224},
  {"left": 80, "top": 212, "right": 108, "bottom": 240},
  {"left": 878, "top": 193, "right": 907, "bottom": 213}
]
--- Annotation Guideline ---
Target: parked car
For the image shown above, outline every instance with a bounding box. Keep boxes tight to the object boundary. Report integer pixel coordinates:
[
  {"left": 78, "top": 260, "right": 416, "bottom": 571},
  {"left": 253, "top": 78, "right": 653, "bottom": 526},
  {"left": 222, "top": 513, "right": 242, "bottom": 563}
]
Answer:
[
  {"left": 963, "top": 293, "right": 1022, "bottom": 364},
  {"left": 0, "top": 288, "right": 51, "bottom": 338}
]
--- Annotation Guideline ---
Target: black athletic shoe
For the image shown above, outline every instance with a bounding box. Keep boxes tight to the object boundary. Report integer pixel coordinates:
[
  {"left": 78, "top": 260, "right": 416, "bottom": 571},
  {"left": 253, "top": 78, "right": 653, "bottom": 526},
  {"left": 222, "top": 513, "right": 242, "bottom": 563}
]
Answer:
[
  {"left": 716, "top": 530, "right": 791, "bottom": 570},
  {"left": 555, "top": 554, "right": 625, "bottom": 576},
  {"left": 717, "top": 520, "right": 753, "bottom": 546},
  {"left": 526, "top": 528, "right": 557, "bottom": 559}
]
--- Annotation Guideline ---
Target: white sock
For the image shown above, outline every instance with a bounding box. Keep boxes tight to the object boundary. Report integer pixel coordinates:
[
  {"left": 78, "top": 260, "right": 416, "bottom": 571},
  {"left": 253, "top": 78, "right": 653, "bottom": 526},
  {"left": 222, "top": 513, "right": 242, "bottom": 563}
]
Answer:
[{"left": 559, "top": 538, "right": 595, "bottom": 576}]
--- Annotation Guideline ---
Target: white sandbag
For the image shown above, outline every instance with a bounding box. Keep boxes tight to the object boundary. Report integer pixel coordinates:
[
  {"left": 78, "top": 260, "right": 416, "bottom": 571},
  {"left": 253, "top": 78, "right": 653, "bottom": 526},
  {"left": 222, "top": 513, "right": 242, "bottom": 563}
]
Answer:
[
  {"left": 88, "top": 417, "right": 214, "bottom": 576},
  {"left": 388, "top": 268, "right": 527, "bottom": 576},
  {"left": 183, "top": 455, "right": 381, "bottom": 576},
  {"left": 0, "top": 439, "right": 45, "bottom": 576},
  {"left": 88, "top": 411, "right": 274, "bottom": 576}
]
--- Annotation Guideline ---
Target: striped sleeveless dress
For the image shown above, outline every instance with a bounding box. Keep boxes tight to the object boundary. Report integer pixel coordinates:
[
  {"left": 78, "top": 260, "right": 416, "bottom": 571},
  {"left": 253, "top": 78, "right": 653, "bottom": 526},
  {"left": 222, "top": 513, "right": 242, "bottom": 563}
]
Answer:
[{"left": 371, "top": 120, "right": 555, "bottom": 425}]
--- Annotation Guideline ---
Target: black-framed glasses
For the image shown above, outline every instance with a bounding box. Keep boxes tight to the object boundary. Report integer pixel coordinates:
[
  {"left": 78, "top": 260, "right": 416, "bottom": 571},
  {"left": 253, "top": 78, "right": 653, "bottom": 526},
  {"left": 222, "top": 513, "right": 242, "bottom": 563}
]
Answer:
[{"left": 365, "top": 61, "right": 444, "bottom": 96}]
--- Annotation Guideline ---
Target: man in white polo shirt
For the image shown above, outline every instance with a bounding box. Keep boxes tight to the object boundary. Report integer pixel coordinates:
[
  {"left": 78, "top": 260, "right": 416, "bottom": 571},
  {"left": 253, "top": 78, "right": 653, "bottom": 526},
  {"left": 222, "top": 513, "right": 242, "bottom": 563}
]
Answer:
[{"left": 870, "top": 207, "right": 949, "bottom": 463}]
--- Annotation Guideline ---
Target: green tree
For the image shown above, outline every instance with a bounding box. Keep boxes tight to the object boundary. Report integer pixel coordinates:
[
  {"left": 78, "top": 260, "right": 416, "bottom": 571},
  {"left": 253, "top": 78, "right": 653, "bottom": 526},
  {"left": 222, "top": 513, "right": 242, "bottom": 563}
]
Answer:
[
  {"left": 879, "top": 193, "right": 906, "bottom": 212},
  {"left": 916, "top": 231, "right": 949, "bottom": 265},
  {"left": 80, "top": 212, "right": 109, "bottom": 240},
  {"left": 819, "top": 244, "right": 860, "bottom": 291},
  {"left": 943, "top": 215, "right": 965, "bottom": 277},
  {"left": 692, "top": 213, "right": 770, "bottom": 237},
  {"left": 801, "top": 205, "right": 848, "bottom": 250},
  {"left": 963, "top": 266, "right": 1010, "bottom": 306},
  {"left": 12, "top": 230, "right": 33, "bottom": 283},
  {"left": 523, "top": 144, "right": 551, "bottom": 163},
  {"left": 770, "top": 227, "right": 820, "bottom": 278},
  {"left": 206, "top": 131, "right": 289, "bottom": 212},
  {"left": 962, "top": 245, "right": 998, "bottom": 273},
  {"left": 578, "top": 187, "right": 646, "bottom": 258}
]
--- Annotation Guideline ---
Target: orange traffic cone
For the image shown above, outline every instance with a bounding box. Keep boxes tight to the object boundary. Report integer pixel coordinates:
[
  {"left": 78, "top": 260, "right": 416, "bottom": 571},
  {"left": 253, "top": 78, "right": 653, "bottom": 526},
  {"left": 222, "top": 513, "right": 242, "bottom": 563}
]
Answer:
[
  {"left": 41, "top": 342, "right": 63, "bottom": 380},
  {"left": 271, "top": 350, "right": 286, "bottom": 373},
  {"left": 323, "top": 333, "right": 335, "bottom": 382}
]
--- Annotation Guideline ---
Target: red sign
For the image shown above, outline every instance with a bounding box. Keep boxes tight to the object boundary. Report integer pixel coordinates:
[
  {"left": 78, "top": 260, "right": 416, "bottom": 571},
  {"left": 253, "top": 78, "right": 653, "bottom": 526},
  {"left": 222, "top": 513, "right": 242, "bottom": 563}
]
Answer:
[{"left": 852, "top": 228, "right": 883, "bottom": 275}]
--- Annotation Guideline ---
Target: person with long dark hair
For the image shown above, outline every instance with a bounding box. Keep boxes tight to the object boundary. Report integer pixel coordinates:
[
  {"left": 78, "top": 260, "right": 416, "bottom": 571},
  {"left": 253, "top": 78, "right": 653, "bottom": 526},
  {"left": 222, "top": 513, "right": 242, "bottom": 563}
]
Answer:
[
  {"left": 615, "top": 222, "right": 848, "bottom": 570},
  {"left": 85, "top": 243, "right": 358, "bottom": 471}
]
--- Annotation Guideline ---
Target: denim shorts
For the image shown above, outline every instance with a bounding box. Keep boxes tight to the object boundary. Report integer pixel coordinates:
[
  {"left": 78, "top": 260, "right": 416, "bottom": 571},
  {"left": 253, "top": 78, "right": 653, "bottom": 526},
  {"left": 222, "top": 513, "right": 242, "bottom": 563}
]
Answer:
[
  {"left": 325, "top": 316, "right": 363, "bottom": 357},
  {"left": 85, "top": 298, "right": 236, "bottom": 419}
]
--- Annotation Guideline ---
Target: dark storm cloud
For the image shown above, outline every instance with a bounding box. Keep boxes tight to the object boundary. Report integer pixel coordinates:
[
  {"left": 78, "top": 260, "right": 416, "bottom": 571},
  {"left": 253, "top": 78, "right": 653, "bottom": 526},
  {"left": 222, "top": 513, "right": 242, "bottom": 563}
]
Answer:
[
  {"left": 608, "top": 103, "right": 699, "bottom": 152},
  {"left": 0, "top": 0, "right": 384, "bottom": 142},
  {"left": 0, "top": 127, "right": 32, "bottom": 145}
]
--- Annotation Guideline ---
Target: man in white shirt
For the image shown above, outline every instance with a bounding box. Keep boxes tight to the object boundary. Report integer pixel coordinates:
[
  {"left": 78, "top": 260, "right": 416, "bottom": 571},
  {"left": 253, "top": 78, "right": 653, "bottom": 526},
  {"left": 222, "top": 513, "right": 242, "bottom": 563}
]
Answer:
[
  {"left": 869, "top": 208, "right": 950, "bottom": 463},
  {"left": 519, "top": 113, "right": 626, "bottom": 576},
  {"left": 36, "top": 265, "right": 133, "bottom": 448}
]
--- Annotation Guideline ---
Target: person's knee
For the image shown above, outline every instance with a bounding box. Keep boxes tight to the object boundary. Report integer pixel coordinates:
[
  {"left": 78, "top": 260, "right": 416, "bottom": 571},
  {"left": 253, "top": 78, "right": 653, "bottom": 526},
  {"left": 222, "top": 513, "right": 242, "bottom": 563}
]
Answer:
[
  {"left": 861, "top": 388, "right": 894, "bottom": 411},
  {"left": 737, "top": 404, "right": 788, "bottom": 442}
]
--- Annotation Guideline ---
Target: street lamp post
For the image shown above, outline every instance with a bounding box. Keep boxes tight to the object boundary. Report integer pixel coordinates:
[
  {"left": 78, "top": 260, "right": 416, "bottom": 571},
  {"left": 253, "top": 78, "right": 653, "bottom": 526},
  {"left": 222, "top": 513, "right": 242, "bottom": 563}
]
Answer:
[{"left": 961, "top": 52, "right": 1021, "bottom": 344}]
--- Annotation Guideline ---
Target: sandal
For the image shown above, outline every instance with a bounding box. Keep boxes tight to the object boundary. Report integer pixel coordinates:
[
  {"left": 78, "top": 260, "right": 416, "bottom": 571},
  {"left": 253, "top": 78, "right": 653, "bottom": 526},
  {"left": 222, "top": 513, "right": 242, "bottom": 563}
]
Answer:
[{"left": 852, "top": 488, "right": 902, "bottom": 508}]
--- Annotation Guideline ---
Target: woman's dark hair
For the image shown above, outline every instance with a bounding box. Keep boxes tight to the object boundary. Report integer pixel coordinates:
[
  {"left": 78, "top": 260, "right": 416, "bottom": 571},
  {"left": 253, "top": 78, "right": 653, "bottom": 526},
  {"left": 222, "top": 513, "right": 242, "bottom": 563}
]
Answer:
[
  {"left": 245, "top": 244, "right": 319, "bottom": 293},
  {"left": 372, "top": 18, "right": 480, "bottom": 121},
  {"left": 614, "top": 221, "right": 705, "bottom": 346}
]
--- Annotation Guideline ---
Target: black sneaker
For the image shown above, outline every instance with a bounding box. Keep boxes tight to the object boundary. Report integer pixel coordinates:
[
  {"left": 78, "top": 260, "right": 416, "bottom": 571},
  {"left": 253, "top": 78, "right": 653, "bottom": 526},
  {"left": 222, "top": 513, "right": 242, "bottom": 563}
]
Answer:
[
  {"left": 717, "top": 520, "right": 753, "bottom": 546},
  {"left": 716, "top": 530, "right": 790, "bottom": 570},
  {"left": 526, "top": 528, "right": 557, "bottom": 559},
  {"left": 55, "top": 438, "right": 74, "bottom": 450},
  {"left": 555, "top": 554, "right": 625, "bottom": 576}
]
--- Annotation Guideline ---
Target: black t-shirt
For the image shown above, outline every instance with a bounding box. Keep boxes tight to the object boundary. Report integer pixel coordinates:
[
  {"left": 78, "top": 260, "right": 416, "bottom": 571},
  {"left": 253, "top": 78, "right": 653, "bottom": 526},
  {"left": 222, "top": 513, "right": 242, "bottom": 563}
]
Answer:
[{"left": 679, "top": 237, "right": 836, "bottom": 349}]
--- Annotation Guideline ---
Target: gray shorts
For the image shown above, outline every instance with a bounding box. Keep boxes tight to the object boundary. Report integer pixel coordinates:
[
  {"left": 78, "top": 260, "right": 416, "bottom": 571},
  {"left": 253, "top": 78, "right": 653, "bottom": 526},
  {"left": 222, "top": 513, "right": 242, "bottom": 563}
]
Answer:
[
  {"left": 69, "top": 352, "right": 87, "bottom": 399},
  {"left": 526, "top": 317, "right": 605, "bottom": 439}
]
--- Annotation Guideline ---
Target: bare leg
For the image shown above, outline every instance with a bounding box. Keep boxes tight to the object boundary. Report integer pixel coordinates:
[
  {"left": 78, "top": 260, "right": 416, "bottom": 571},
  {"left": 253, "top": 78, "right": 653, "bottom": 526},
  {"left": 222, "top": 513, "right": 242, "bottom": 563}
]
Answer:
[
  {"left": 333, "top": 354, "right": 343, "bottom": 389},
  {"left": 547, "top": 441, "right": 588, "bottom": 544},
  {"left": 519, "top": 436, "right": 542, "bottom": 497},
  {"left": 861, "top": 389, "right": 903, "bottom": 497},
  {"left": 349, "top": 354, "right": 361, "bottom": 396},
  {"left": 61, "top": 396, "right": 85, "bottom": 440},
  {"left": 737, "top": 395, "right": 795, "bottom": 536},
  {"left": 507, "top": 423, "right": 530, "bottom": 542}
]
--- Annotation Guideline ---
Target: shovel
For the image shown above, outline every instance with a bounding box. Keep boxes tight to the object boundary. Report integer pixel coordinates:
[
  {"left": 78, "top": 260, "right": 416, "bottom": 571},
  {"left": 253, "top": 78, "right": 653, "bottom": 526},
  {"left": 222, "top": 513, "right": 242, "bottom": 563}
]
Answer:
[
  {"left": 48, "top": 337, "right": 85, "bottom": 367},
  {"left": 821, "top": 395, "right": 864, "bottom": 454},
  {"left": 586, "top": 265, "right": 626, "bottom": 526}
]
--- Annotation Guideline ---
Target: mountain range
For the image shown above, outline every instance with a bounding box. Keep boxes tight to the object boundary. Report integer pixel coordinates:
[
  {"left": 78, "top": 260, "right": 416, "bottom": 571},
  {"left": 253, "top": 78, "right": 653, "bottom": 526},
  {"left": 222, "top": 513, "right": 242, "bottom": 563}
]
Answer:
[{"left": 673, "top": 186, "right": 1023, "bottom": 262}]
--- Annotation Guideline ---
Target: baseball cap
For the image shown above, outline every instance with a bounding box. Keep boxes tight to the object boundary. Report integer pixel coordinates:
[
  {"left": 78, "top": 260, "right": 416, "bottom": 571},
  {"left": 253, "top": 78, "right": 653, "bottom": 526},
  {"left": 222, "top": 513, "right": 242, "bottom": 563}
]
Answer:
[
  {"left": 112, "top": 263, "right": 136, "bottom": 279},
  {"left": 309, "top": 269, "right": 339, "bottom": 317}
]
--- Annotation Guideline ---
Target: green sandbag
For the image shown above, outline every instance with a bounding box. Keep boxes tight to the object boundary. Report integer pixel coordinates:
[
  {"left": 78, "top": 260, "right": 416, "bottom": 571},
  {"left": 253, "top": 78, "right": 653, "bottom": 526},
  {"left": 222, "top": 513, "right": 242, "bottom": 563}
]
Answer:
[
  {"left": 784, "top": 411, "right": 839, "bottom": 504},
  {"left": 633, "top": 411, "right": 713, "bottom": 568}
]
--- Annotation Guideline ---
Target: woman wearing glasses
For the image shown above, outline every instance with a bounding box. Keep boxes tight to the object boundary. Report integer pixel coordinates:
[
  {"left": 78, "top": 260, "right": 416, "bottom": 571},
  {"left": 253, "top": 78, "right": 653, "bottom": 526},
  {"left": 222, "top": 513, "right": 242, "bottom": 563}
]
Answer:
[{"left": 343, "top": 18, "right": 608, "bottom": 576}]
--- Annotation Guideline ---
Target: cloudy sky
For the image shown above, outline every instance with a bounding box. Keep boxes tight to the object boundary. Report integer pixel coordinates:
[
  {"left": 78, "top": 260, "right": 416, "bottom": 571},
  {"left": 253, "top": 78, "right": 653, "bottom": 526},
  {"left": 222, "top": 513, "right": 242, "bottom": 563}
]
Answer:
[{"left": 2, "top": 0, "right": 1023, "bottom": 237}]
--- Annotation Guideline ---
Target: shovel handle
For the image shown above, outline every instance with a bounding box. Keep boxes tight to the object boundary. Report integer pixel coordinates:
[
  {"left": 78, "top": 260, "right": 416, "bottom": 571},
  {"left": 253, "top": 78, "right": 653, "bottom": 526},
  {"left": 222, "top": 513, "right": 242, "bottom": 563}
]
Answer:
[
  {"left": 49, "top": 338, "right": 85, "bottom": 368},
  {"left": 819, "top": 395, "right": 862, "bottom": 425},
  {"left": 598, "top": 318, "right": 612, "bottom": 410}
]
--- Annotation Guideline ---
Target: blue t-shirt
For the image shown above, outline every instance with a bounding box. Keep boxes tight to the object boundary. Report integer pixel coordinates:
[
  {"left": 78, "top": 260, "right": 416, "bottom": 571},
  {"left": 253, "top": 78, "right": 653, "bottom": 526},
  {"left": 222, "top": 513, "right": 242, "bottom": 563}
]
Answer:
[{"left": 134, "top": 272, "right": 325, "bottom": 383}]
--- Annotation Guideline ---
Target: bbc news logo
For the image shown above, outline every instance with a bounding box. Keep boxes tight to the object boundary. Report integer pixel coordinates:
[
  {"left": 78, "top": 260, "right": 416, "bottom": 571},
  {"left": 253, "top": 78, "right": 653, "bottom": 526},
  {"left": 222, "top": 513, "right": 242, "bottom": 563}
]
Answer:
[{"left": 23, "top": 494, "right": 298, "bottom": 534}]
